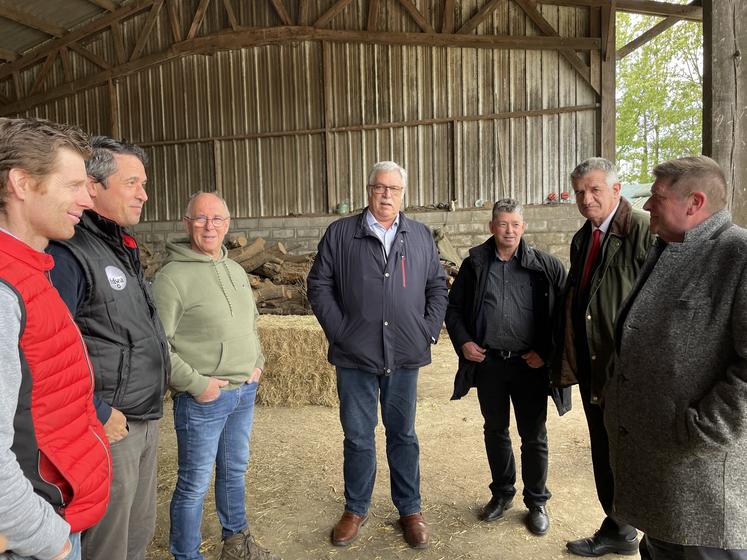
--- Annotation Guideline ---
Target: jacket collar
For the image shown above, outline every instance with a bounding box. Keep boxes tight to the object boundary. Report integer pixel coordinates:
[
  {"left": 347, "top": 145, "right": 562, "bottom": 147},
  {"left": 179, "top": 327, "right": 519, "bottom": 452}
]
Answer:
[
  {"left": 469, "top": 236, "right": 542, "bottom": 272},
  {"left": 80, "top": 209, "right": 130, "bottom": 242},
  {"left": 0, "top": 229, "right": 54, "bottom": 271},
  {"left": 355, "top": 207, "right": 411, "bottom": 238},
  {"left": 680, "top": 208, "right": 732, "bottom": 244}
]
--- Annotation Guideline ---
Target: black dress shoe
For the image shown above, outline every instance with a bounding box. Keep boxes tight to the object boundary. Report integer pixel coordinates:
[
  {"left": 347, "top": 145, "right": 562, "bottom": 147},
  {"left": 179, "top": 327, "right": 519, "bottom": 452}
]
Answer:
[
  {"left": 479, "top": 496, "right": 513, "bottom": 522},
  {"left": 526, "top": 505, "right": 549, "bottom": 535},
  {"left": 566, "top": 532, "right": 639, "bottom": 557}
]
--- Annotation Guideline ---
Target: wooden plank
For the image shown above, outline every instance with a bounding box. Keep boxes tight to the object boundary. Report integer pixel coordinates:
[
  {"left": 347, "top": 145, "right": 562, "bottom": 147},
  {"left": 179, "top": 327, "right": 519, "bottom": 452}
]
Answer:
[
  {"left": 84, "top": 0, "right": 119, "bottom": 11},
  {"left": 0, "top": 0, "right": 155, "bottom": 81},
  {"left": 69, "top": 42, "right": 112, "bottom": 69},
  {"left": 166, "top": 0, "right": 183, "bottom": 42},
  {"left": 108, "top": 79, "right": 120, "bottom": 137},
  {"left": 187, "top": 0, "right": 212, "bottom": 40},
  {"left": 367, "top": 0, "right": 379, "bottom": 31},
  {"left": 536, "top": 0, "right": 702, "bottom": 21},
  {"left": 0, "top": 48, "right": 17, "bottom": 61},
  {"left": 12, "top": 71, "right": 22, "bottom": 98},
  {"left": 442, "top": 0, "right": 455, "bottom": 33},
  {"left": 322, "top": 41, "right": 335, "bottom": 213},
  {"left": 29, "top": 51, "right": 56, "bottom": 95},
  {"left": 111, "top": 21, "right": 127, "bottom": 65},
  {"left": 314, "top": 0, "right": 354, "bottom": 28},
  {"left": 514, "top": 0, "right": 596, "bottom": 94},
  {"left": 298, "top": 0, "right": 309, "bottom": 25},
  {"left": 59, "top": 46, "right": 73, "bottom": 82},
  {"left": 223, "top": 0, "right": 239, "bottom": 30},
  {"left": 599, "top": 7, "right": 615, "bottom": 160},
  {"left": 131, "top": 0, "right": 165, "bottom": 61},
  {"left": 397, "top": 0, "right": 435, "bottom": 33},
  {"left": 457, "top": 0, "right": 503, "bottom": 35},
  {"left": 269, "top": 0, "right": 293, "bottom": 26},
  {"left": 602, "top": 0, "right": 616, "bottom": 61},
  {"left": 0, "top": 5, "right": 68, "bottom": 37},
  {"left": 617, "top": 14, "right": 680, "bottom": 59}
]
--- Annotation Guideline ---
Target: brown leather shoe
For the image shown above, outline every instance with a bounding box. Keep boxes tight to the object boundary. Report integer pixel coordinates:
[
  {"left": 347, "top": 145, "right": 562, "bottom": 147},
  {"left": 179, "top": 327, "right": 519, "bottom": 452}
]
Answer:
[
  {"left": 400, "top": 512, "right": 429, "bottom": 549},
  {"left": 331, "top": 511, "right": 368, "bottom": 546}
]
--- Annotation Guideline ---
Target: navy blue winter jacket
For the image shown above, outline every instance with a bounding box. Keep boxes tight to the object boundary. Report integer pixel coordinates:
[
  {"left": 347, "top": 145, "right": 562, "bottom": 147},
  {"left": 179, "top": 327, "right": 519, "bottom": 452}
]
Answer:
[{"left": 307, "top": 209, "right": 448, "bottom": 374}]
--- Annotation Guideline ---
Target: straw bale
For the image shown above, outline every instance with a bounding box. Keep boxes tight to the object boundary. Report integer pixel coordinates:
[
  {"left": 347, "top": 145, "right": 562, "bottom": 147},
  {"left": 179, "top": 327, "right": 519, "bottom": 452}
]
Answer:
[{"left": 256, "top": 315, "right": 337, "bottom": 407}]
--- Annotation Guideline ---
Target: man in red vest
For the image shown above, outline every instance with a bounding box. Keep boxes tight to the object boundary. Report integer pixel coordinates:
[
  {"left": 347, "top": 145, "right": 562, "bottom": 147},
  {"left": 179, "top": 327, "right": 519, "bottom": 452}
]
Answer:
[{"left": 0, "top": 117, "right": 112, "bottom": 560}]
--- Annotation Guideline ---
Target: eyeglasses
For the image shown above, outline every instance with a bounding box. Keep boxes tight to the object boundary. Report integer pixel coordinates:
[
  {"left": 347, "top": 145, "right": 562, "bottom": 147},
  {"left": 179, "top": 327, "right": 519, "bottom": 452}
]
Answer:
[
  {"left": 368, "top": 183, "right": 404, "bottom": 195},
  {"left": 185, "top": 215, "right": 229, "bottom": 227}
]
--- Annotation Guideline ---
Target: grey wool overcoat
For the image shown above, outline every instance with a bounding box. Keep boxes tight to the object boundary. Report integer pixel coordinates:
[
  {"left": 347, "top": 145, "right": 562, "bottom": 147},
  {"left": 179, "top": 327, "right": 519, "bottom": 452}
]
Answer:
[{"left": 604, "top": 209, "right": 747, "bottom": 549}]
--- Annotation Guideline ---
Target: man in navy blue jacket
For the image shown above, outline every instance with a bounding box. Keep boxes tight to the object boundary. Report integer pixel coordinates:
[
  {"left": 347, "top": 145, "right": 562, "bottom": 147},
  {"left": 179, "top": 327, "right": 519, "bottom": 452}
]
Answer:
[{"left": 307, "top": 161, "right": 448, "bottom": 550}]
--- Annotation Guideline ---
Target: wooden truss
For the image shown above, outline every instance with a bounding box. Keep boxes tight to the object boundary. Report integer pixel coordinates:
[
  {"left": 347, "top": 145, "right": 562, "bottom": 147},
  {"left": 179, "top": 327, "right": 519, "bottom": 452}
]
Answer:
[{"left": 0, "top": 0, "right": 702, "bottom": 115}]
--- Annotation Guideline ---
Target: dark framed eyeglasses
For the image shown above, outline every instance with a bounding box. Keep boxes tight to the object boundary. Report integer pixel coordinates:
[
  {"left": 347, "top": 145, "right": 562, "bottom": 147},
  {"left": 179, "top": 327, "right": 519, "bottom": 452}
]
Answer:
[{"left": 368, "top": 183, "right": 404, "bottom": 195}]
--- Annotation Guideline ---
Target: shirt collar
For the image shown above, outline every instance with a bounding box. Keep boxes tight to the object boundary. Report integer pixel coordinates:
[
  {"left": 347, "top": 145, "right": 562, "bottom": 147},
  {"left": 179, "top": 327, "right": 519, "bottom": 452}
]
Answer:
[
  {"left": 365, "top": 208, "right": 399, "bottom": 231},
  {"left": 597, "top": 201, "right": 620, "bottom": 234}
]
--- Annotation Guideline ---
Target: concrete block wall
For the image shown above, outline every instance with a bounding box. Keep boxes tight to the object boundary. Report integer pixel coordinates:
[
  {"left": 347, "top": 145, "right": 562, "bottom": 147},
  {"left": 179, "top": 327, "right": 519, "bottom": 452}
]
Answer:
[{"left": 132, "top": 203, "right": 584, "bottom": 268}]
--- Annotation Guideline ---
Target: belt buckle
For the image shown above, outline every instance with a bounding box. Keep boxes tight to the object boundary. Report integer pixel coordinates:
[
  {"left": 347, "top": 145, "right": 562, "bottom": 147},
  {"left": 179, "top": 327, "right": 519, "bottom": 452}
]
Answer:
[{"left": 499, "top": 349, "right": 512, "bottom": 360}]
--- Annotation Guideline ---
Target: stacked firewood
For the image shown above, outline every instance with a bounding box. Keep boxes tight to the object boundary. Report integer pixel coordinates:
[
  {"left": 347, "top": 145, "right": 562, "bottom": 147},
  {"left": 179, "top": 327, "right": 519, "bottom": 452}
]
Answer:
[{"left": 226, "top": 235, "right": 314, "bottom": 315}]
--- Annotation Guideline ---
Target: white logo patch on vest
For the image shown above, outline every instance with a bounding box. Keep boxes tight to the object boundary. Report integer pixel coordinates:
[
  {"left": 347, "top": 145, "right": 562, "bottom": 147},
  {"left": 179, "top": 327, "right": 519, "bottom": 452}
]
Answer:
[{"left": 105, "top": 265, "right": 127, "bottom": 291}]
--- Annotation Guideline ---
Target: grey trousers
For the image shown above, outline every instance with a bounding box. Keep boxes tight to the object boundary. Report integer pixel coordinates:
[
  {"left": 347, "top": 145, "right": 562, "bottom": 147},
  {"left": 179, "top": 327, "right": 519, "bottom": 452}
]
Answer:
[
  {"left": 82, "top": 419, "right": 160, "bottom": 560},
  {"left": 645, "top": 536, "right": 747, "bottom": 560}
]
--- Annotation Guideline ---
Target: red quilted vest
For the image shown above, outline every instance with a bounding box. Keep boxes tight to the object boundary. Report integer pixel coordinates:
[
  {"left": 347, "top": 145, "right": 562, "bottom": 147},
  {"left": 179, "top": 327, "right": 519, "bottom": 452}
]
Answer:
[{"left": 0, "top": 230, "right": 111, "bottom": 532}]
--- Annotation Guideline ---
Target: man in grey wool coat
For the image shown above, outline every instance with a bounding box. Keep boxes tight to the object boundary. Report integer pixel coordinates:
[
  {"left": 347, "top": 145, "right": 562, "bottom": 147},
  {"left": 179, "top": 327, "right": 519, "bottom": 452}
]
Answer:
[{"left": 604, "top": 155, "right": 747, "bottom": 560}]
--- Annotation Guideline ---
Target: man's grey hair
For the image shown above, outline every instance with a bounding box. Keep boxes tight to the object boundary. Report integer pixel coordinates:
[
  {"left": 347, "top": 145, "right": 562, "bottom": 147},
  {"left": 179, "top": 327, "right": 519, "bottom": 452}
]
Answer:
[
  {"left": 570, "top": 157, "right": 618, "bottom": 187},
  {"left": 491, "top": 198, "right": 524, "bottom": 221},
  {"left": 653, "top": 155, "right": 727, "bottom": 211},
  {"left": 184, "top": 190, "right": 231, "bottom": 218},
  {"left": 86, "top": 136, "right": 149, "bottom": 188},
  {"left": 367, "top": 161, "right": 408, "bottom": 189}
]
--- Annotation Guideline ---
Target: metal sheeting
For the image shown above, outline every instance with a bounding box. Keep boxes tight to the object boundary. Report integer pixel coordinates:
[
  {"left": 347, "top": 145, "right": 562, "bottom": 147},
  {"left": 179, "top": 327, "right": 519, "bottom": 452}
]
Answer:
[{"left": 9, "top": 1, "right": 600, "bottom": 220}]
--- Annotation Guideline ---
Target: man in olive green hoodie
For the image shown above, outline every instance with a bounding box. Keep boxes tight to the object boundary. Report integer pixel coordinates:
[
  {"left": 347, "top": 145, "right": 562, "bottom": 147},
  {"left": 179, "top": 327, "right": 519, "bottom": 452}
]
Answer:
[{"left": 152, "top": 192, "right": 279, "bottom": 560}]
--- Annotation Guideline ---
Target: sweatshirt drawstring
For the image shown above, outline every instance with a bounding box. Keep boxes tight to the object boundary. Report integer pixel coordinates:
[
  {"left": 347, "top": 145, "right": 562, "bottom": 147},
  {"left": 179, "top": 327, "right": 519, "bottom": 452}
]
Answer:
[{"left": 212, "top": 260, "right": 234, "bottom": 317}]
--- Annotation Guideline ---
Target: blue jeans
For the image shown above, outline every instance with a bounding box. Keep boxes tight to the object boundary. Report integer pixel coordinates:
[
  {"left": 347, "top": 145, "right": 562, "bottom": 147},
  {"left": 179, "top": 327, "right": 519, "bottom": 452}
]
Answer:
[
  {"left": 1, "top": 532, "right": 80, "bottom": 560},
  {"left": 169, "top": 383, "right": 257, "bottom": 560},
  {"left": 336, "top": 367, "right": 421, "bottom": 517}
]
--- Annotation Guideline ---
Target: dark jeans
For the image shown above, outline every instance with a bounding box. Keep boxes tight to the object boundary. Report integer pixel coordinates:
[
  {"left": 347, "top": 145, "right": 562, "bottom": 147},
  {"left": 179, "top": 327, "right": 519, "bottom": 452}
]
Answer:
[
  {"left": 644, "top": 535, "right": 747, "bottom": 560},
  {"left": 336, "top": 367, "right": 421, "bottom": 517},
  {"left": 474, "top": 355, "right": 550, "bottom": 508},
  {"left": 576, "top": 363, "right": 637, "bottom": 540}
]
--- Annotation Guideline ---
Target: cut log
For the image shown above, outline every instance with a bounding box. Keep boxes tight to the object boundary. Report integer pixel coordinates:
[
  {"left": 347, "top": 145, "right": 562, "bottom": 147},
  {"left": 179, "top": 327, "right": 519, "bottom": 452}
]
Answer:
[
  {"left": 253, "top": 278, "right": 294, "bottom": 303},
  {"left": 226, "top": 234, "right": 248, "bottom": 249},
  {"left": 228, "top": 237, "right": 265, "bottom": 263},
  {"left": 238, "top": 242, "right": 288, "bottom": 273}
]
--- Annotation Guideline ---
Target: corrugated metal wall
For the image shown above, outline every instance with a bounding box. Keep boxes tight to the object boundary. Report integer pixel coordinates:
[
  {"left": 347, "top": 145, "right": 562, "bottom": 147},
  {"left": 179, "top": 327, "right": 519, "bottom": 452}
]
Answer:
[{"left": 13, "top": 0, "right": 599, "bottom": 221}]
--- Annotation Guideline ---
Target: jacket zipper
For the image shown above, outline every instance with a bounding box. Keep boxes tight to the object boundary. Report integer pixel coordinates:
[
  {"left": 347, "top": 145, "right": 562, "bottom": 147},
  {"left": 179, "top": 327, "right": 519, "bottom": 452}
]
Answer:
[{"left": 401, "top": 255, "right": 406, "bottom": 288}]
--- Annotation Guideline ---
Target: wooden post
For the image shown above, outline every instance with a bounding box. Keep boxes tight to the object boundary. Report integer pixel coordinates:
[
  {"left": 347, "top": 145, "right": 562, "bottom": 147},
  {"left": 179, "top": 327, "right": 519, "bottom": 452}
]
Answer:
[
  {"left": 108, "top": 79, "right": 120, "bottom": 138},
  {"left": 702, "top": 0, "right": 746, "bottom": 226},
  {"left": 598, "top": 6, "right": 616, "bottom": 161}
]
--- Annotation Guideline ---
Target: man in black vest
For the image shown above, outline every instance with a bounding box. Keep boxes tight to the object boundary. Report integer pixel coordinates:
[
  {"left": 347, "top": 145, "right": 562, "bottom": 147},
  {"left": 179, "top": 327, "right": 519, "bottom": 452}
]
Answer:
[{"left": 48, "top": 137, "right": 169, "bottom": 560}]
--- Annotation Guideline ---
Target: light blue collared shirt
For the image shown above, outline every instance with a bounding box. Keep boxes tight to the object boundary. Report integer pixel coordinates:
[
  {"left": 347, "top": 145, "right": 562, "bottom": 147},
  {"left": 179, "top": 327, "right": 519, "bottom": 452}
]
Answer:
[{"left": 366, "top": 209, "right": 399, "bottom": 258}]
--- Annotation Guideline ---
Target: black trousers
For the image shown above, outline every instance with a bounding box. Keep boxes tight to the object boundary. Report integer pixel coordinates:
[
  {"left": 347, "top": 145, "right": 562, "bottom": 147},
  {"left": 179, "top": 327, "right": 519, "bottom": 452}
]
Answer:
[
  {"left": 475, "top": 355, "right": 550, "bottom": 507},
  {"left": 576, "top": 363, "right": 637, "bottom": 539}
]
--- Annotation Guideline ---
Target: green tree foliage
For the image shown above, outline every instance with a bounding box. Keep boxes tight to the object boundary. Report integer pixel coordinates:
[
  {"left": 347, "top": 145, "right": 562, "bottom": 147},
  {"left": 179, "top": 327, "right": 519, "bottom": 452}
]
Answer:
[{"left": 616, "top": 11, "right": 703, "bottom": 182}]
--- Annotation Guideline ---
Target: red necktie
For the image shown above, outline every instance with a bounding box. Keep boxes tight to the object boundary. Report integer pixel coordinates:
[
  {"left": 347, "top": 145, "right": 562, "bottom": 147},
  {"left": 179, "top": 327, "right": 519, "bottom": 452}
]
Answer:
[{"left": 580, "top": 228, "right": 602, "bottom": 291}]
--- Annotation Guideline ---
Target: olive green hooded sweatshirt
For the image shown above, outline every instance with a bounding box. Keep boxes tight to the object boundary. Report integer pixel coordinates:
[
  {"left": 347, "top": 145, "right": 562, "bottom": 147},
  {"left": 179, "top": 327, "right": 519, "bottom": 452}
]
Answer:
[{"left": 152, "top": 242, "right": 265, "bottom": 396}]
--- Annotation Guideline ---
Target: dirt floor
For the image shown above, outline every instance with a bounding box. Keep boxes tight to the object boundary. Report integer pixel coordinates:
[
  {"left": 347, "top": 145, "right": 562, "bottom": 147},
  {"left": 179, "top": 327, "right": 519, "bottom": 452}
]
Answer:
[{"left": 148, "top": 335, "right": 637, "bottom": 560}]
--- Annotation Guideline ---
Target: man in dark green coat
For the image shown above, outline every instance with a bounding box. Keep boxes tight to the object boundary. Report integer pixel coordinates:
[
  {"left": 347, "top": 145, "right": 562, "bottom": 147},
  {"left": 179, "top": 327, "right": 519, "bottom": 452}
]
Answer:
[{"left": 553, "top": 158, "right": 653, "bottom": 557}]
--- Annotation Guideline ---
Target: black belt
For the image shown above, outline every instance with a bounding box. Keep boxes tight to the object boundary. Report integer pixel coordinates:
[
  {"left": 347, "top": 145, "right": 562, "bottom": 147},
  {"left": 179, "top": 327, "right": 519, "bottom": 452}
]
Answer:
[{"left": 485, "top": 348, "right": 527, "bottom": 361}]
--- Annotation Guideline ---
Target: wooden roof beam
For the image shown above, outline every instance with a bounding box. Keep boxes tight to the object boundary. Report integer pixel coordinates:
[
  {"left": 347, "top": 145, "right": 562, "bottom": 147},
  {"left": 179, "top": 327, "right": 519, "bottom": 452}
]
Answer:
[
  {"left": 28, "top": 51, "right": 56, "bottom": 95},
  {"left": 223, "top": 0, "right": 239, "bottom": 31},
  {"left": 83, "top": 0, "right": 119, "bottom": 11},
  {"left": 165, "top": 0, "right": 183, "bottom": 43},
  {"left": 0, "top": 4, "right": 68, "bottom": 37},
  {"left": 131, "top": 0, "right": 165, "bottom": 61},
  {"left": 457, "top": 0, "right": 503, "bottom": 35},
  {"left": 314, "top": 0, "right": 354, "bottom": 28},
  {"left": 535, "top": 0, "right": 702, "bottom": 21},
  {"left": 514, "top": 0, "right": 597, "bottom": 93},
  {"left": 617, "top": 11, "right": 680, "bottom": 59},
  {"left": 187, "top": 0, "right": 211, "bottom": 40},
  {"left": 269, "top": 0, "right": 293, "bottom": 26},
  {"left": 0, "top": 48, "right": 18, "bottom": 61},
  {"left": 0, "top": 0, "right": 155, "bottom": 81},
  {"left": 397, "top": 0, "right": 435, "bottom": 34},
  {"left": 69, "top": 42, "right": 112, "bottom": 69}
]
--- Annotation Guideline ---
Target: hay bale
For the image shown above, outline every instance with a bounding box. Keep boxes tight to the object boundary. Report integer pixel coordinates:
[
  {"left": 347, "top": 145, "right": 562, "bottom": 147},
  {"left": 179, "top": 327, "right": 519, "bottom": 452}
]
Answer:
[{"left": 256, "top": 315, "right": 337, "bottom": 407}]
